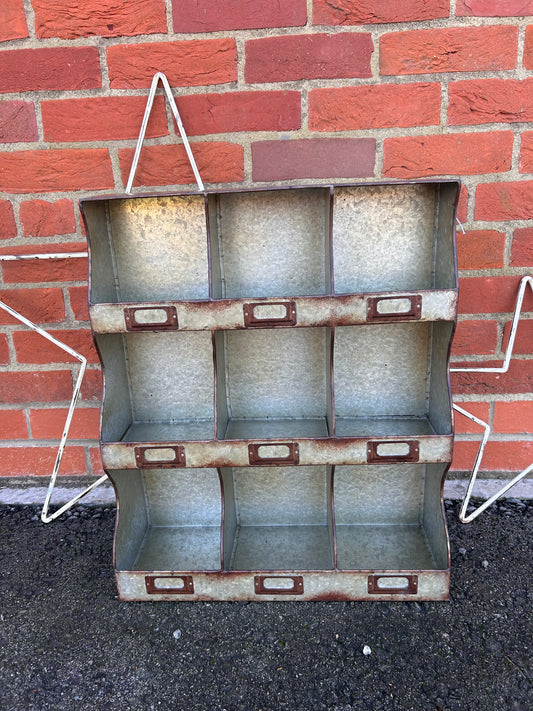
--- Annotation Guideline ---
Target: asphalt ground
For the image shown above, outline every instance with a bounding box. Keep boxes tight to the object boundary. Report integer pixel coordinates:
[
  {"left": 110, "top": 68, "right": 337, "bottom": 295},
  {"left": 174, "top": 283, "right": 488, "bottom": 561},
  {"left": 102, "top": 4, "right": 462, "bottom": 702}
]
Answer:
[{"left": 0, "top": 500, "right": 531, "bottom": 711}]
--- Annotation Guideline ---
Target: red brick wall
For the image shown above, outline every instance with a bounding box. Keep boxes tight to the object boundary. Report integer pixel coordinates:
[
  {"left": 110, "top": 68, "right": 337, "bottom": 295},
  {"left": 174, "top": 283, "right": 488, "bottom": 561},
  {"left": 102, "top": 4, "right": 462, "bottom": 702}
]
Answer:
[{"left": 0, "top": 1, "right": 531, "bottom": 479}]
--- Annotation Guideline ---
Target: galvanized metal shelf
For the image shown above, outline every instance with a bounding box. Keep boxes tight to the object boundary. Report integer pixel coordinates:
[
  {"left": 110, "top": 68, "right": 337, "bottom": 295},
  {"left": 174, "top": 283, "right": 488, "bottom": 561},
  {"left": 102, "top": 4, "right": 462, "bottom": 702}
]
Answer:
[{"left": 82, "top": 179, "right": 459, "bottom": 601}]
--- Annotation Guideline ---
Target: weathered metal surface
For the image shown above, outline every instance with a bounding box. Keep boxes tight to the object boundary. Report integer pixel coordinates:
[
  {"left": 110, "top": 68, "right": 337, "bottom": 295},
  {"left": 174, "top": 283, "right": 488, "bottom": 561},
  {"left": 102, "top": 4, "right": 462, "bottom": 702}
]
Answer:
[
  {"left": 84, "top": 179, "right": 459, "bottom": 602},
  {"left": 209, "top": 188, "right": 330, "bottom": 299},
  {"left": 89, "top": 289, "right": 457, "bottom": 333},
  {"left": 84, "top": 194, "right": 208, "bottom": 303},
  {"left": 100, "top": 435, "right": 453, "bottom": 470},
  {"left": 332, "top": 183, "right": 451, "bottom": 294},
  {"left": 115, "top": 570, "right": 450, "bottom": 601}
]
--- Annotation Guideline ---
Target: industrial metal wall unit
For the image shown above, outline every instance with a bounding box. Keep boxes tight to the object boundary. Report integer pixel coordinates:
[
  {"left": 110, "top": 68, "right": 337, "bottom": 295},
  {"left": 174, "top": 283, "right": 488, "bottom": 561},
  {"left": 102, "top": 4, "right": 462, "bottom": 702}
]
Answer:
[{"left": 82, "top": 180, "right": 459, "bottom": 601}]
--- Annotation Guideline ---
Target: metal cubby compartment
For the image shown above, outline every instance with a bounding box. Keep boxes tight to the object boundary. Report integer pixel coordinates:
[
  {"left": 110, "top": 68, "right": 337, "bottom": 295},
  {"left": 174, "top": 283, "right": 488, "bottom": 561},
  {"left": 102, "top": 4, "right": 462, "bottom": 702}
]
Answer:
[
  {"left": 97, "top": 331, "right": 215, "bottom": 444},
  {"left": 332, "top": 182, "right": 457, "bottom": 294},
  {"left": 215, "top": 326, "right": 333, "bottom": 440},
  {"left": 112, "top": 467, "right": 222, "bottom": 575},
  {"left": 209, "top": 188, "right": 331, "bottom": 299},
  {"left": 221, "top": 465, "right": 334, "bottom": 571},
  {"left": 83, "top": 194, "right": 209, "bottom": 303},
  {"left": 333, "top": 321, "right": 454, "bottom": 437},
  {"left": 333, "top": 463, "right": 449, "bottom": 573}
]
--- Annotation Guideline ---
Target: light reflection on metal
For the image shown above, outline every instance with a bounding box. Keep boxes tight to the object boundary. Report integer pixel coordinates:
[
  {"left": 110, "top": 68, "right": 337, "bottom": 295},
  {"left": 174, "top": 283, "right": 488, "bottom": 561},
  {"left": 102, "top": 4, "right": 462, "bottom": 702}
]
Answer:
[
  {"left": 452, "top": 275, "right": 533, "bottom": 522},
  {"left": 125, "top": 71, "right": 204, "bottom": 194}
]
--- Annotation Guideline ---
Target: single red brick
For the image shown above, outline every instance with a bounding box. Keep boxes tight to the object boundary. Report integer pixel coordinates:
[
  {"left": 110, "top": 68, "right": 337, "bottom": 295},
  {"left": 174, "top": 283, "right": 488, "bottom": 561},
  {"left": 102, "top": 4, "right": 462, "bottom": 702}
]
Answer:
[
  {"left": 0, "top": 446, "right": 87, "bottom": 477},
  {"left": 0, "top": 334, "right": 9, "bottom": 364},
  {"left": 457, "top": 184, "right": 468, "bottom": 224},
  {"left": 380, "top": 26, "right": 518, "bottom": 76},
  {"left": 41, "top": 96, "right": 168, "bottom": 143},
  {"left": 0, "top": 101, "right": 37, "bottom": 143},
  {"left": 449, "top": 78, "right": 533, "bottom": 127},
  {"left": 525, "top": 26, "right": 533, "bottom": 70},
  {"left": 313, "top": 0, "right": 449, "bottom": 25},
  {"left": 519, "top": 131, "right": 533, "bottom": 174},
  {"left": 0, "top": 288, "right": 65, "bottom": 325},
  {"left": 33, "top": 0, "right": 166, "bottom": 39},
  {"left": 80, "top": 369, "right": 102, "bottom": 402},
  {"left": 503, "top": 319, "right": 533, "bottom": 356},
  {"left": 453, "top": 402, "right": 490, "bottom": 433},
  {"left": 177, "top": 91, "right": 301, "bottom": 136},
  {"left": 0, "top": 200, "right": 16, "bottom": 239},
  {"left": 19, "top": 199, "right": 75, "bottom": 238},
  {"left": 456, "top": 439, "right": 533, "bottom": 472},
  {"left": 14, "top": 329, "right": 98, "bottom": 365},
  {"left": 510, "top": 228, "right": 533, "bottom": 267},
  {"left": 457, "top": 230, "right": 506, "bottom": 270},
  {"left": 0, "top": 149, "right": 113, "bottom": 193},
  {"left": 0, "top": 410, "right": 28, "bottom": 439},
  {"left": 0, "top": 0, "right": 28, "bottom": 42},
  {"left": 68, "top": 286, "right": 89, "bottom": 321},
  {"left": 457, "top": 0, "right": 533, "bottom": 15},
  {"left": 493, "top": 401, "right": 533, "bottom": 434},
  {"left": 475, "top": 181, "right": 533, "bottom": 221},
  {"left": 0, "top": 371, "right": 75, "bottom": 403},
  {"left": 0, "top": 47, "right": 101, "bottom": 94},
  {"left": 29, "top": 407, "right": 100, "bottom": 439},
  {"left": 450, "top": 440, "right": 533, "bottom": 472},
  {"left": 173, "top": 0, "right": 307, "bottom": 32},
  {"left": 119, "top": 142, "right": 244, "bottom": 188},
  {"left": 252, "top": 138, "right": 375, "bottom": 181},
  {"left": 1, "top": 243, "right": 88, "bottom": 284},
  {"left": 107, "top": 39, "right": 237, "bottom": 89},
  {"left": 451, "top": 359, "right": 533, "bottom": 395},
  {"left": 458, "top": 276, "right": 533, "bottom": 314},
  {"left": 89, "top": 447, "right": 105, "bottom": 475},
  {"left": 245, "top": 33, "right": 373, "bottom": 83},
  {"left": 309, "top": 83, "right": 440, "bottom": 131},
  {"left": 452, "top": 320, "right": 498, "bottom": 356},
  {"left": 383, "top": 132, "right": 513, "bottom": 179}
]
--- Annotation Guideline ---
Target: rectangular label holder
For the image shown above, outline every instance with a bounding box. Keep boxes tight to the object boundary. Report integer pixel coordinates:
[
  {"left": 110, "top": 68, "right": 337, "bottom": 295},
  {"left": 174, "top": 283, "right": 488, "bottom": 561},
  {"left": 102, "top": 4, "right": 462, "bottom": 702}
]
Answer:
[
  {"left": 243, "top": 301, "right": 297, "bottom": 328},
  {"left": 135, "top": 445, "right": 186, "bottom": 468},
  {"left": 125, "top": 306, "right": 178, "bottom": 331},
  {"left": 367, "top": 440, "right": 419, "bottom": 464}
]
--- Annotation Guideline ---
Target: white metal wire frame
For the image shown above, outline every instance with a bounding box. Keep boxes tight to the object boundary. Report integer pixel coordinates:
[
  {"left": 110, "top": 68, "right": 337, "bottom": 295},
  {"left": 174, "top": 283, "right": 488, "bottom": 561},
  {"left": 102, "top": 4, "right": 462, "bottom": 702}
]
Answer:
[
  {"left": 0, "top": 290, "right": 107, "bottom": 523},
  {"left": 0, "top": 77, "right": 530, "bottom": 522},
  {"left": 452, "top": 275, "right": 533, "bottom": 522}
]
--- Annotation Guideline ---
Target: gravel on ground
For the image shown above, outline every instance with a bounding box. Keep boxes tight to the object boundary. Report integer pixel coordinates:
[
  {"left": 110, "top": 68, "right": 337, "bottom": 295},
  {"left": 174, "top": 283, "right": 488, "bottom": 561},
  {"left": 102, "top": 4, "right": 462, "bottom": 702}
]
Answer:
[{"left": 0, "top": 500, "right": 531, "bottom": 711}]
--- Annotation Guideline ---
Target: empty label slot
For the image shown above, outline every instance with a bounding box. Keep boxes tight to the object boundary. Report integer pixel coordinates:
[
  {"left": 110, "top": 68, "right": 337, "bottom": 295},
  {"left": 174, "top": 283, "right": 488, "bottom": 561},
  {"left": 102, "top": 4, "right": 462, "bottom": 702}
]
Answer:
[
  {"left": 154, "top": 577, "right": 185, "bottom": 589},
  {"left": 368, "top": 575, "right": 418, "bottom": 594},
  {"left": 243, "top": 301, "right": 297, "bottom": 327},
  {"left": 135, "top": 445, "right": 186, "bottom": 467},
  {"left": 376, "top": 298, "right": 412, "bottom": 315},
  {"left": 376, "top": 442, "right": 410, "bottom": 457},
  {"left": 264, "top": 577, "right": 295, "bottom": 590},
  {"left": 134, "top": 308, "right": 171, "bottom": 324},
  {"left": 144, "top": 447, "right": 179, "bottom": 462},
  {"left": 248, "top": 443, "right": 299, "bottom": 465},
  {"left": 257, "top": 444, "right": 290, "bottom": 459},
  {"left": 124, "top": 306, "right": 178, "bottom": 330},
  {"left": 375, "top": 576, "right": 410, "bottom": 589},
  {"left": 254, "top": 304, "right": 288, "bottom": 320},
  {"left": 145, "top": 575, "right": 194, "bottom": 594}
]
